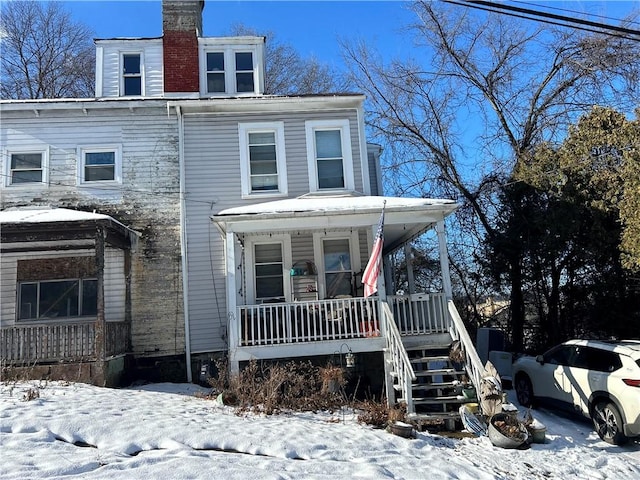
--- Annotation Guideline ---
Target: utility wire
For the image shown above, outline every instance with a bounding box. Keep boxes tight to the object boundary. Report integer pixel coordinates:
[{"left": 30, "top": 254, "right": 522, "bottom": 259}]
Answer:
[
  {"left": 513, "top": 0, "right": 640, "bottom": 27},
  {"left": 443, "top": 0, "right": 640, "bottom": 41}
]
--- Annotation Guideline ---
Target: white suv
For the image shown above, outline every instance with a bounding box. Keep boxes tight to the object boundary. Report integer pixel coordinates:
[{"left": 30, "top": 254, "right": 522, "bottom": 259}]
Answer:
[{"left": 512, "top": 339, "right": 640, "bottom": 445}]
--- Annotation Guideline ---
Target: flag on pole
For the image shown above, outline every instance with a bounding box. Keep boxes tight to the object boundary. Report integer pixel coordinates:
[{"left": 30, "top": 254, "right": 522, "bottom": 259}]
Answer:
[{"left": 362, "top": 203, "right": 385, "bottom": 297}]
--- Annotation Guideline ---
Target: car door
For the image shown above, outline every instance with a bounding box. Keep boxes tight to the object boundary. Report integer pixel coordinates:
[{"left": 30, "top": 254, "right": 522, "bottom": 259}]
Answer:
[
  {"left": 563, "top": 345, "right": 592, "bottom": 415},
  {"left": 536, "top": 345, "right": 576, "bottom": 408}
]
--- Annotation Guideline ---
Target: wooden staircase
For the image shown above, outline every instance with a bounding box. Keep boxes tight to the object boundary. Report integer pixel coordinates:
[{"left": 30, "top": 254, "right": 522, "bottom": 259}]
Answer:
[{"left": 392, "top": 342, "right": 477, "bottom": 428}]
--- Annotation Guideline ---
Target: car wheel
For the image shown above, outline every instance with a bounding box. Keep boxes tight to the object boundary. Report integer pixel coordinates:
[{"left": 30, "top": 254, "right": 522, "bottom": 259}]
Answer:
[
  {"left": 591, "top": 401, "right": 628, "bottom": 445},
  {"left": 515, "top": 374, "right": 535, "bottom": 407}
]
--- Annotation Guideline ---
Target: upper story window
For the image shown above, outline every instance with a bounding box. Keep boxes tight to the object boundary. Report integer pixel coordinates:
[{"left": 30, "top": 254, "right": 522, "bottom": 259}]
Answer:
[
  {"left": 305, "top": 119, "right": 354, "bottom": 192},
  {"left": 235, "top": 52, "right": 254, "bottom": 93},
  {"left": 206, "top": 52, "right": 225, "bottom": 93},
  {"left": 78, "top": 146, "right": 122, "bottom": 184},
  {"left": 122, "top": 53, "right": 142, "bottom": 96},
  {"left": 5, "top": 149, "right": 48, "bottom": 187},
  {"left": 199, "top": 38, "right": 265, "bottom": 96},
  {"left": 238, "top": 122, "right": 287, "bottom": 198}
]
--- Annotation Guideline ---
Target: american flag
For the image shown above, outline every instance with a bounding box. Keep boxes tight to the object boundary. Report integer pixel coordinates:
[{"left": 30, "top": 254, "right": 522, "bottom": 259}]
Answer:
[{"left": 362, "top": 205, "right": 385, "bottom": 297}]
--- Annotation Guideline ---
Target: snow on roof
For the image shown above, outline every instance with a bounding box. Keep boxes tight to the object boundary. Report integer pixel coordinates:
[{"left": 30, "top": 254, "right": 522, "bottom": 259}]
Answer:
[
  {"left": 0, "top": 207, "right": 131, "bottom": 232},
  {"left": 215, "top": 194, "right": 457, "bottom": 217}
]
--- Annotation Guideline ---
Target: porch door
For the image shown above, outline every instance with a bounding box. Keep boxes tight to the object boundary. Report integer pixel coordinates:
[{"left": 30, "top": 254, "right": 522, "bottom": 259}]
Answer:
[
  {"left": 254, "top": 243, "right": 285, "bottom": 303},
  {"left": 322, "top": 238, "right": 354, "bottom": 298}
]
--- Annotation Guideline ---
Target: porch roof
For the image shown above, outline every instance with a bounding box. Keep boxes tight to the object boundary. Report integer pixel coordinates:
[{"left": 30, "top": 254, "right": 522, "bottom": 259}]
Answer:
[
  {"left": 0, "top": 207, "right": 138, "bottom": 249},
  {"left": 211, "top": 194, "right": 458, "bottom": 253}
]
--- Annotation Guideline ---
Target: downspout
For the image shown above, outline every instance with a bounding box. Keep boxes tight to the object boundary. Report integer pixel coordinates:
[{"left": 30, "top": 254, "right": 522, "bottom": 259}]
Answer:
[{"left": 176, "top": 105, "right": 193, "bottom": 383}]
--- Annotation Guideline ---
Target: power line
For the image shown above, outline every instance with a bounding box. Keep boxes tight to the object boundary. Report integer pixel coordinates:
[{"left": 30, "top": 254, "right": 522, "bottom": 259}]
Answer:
[
  {"left": 443, "top": 0, "right": 640, "bottom": 41},
  {"left": 513, "top": 0, "right": 640, "bottom": 27}
]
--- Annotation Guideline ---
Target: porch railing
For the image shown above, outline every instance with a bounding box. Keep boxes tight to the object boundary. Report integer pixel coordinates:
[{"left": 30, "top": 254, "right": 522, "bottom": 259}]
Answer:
[
  {"left": 388, "top": 293, "right": 448, "bottom": 336},
  {"left": 238, "top": 297, "right": 381, "bottom": 347},
  {"left": 380, "top": 301, "right": 416, "bottom": 414},
  {"left": 447, "top": 300, "right": 484, "bottom": 392},
  {"left": 1, "top": 321, "right": 130, "bottom": 364}
]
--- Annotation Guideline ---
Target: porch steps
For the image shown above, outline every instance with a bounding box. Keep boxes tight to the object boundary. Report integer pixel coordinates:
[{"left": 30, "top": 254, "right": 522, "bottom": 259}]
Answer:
[{"left": 393, "top": 342, "right": 476, "bottom": 429}]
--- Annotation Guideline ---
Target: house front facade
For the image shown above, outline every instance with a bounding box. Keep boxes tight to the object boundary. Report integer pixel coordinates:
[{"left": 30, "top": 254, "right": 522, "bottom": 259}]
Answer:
[{"left": 1, "top": 0, "right": 483, "bottom": 419}]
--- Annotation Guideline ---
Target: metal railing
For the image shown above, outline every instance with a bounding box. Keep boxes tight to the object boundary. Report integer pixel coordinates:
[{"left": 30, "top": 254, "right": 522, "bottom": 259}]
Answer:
[
  {"left": 380, "top": 301, "right": 416, "bottom": 414},
  {"left": 238, "top": 296, "right": 381, "bottom": 346},
  {"left": 388, "top": 293, "right": 448, "bottom": 335}
]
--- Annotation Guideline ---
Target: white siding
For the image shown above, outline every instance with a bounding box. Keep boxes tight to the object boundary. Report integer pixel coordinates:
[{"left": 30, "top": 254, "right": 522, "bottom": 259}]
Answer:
[
  {"left": 104, "top": 247, "right": 126, "bottom": 322},
  {"left": 1, "top": 104, "right": 184, "bottom": 358},
  {"left": 182, "top": 108, "right": 365, "bottom": 354},
  {"left": 97, "top": 39, "right": 164, "bottom": 98}
]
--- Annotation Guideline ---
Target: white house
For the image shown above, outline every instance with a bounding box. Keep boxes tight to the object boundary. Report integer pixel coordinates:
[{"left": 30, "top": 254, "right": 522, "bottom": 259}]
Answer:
[{"left": 0, "top": 0, "right": 483, "bottom": 420}]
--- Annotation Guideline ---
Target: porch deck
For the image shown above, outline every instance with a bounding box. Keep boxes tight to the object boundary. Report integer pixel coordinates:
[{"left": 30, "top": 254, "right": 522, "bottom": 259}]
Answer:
[{"left": 235, "top": 293, "right": 449, "bottom": 356}]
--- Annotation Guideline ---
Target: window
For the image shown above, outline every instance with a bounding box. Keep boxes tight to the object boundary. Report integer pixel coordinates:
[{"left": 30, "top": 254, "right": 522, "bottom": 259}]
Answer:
[
  {"left": 78, "top": 146, "right": 121, "bottom": 184},
  {"left": 254, "top": 243, "right": 284, "bottom": 302},
  {"left": 206, "top": 52, "right": 225, "bottom": 93},
  {"left": 235, "top": 52, "right": 254, "bottom": 93},
  {"left": 8, "top": 151, "right": 45, "bottom": 185},
  {"left": 305, "top": 120, "right": 354, "bottom": 192},
  {"left": 199, "top": 39, "right": 264, "bottom": 96},
  {"left": 18, "top": 279, "right": 97, "bottom": 321},
  {"left": 238, "top": 122, "right": 287, "bottom": 197},
  {"left": 122, "top": 53, "right": 142, "bottom": 96},
  {"left": 323, "top": 239, "right": 354, "bottom": 298}
]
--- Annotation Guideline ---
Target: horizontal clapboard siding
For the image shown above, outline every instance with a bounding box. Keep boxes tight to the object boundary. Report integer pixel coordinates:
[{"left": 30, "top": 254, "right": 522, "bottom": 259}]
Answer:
[
  {"left": 98, "top": 40, "right": 164, "bottom": 98},
  {"left": 183, "top": 108, "right": 366, "bottom": 354},
  {"left": 1, "top": 105, "right": 184, "bottom": 358}
]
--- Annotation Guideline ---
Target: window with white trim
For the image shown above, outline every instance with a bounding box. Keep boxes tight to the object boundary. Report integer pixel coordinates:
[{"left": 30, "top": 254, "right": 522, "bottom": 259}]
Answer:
[
  {"left": 78, "top": 146, "right": 122, "bottom": 184},
  {"left": 235, "top": 52, "right": 254, "bottom": 93},
  {"left": 254, "top": 243, "right": 285, "bottom": 302},
  {"left": 122, "top": 53, "right": 142, "bottom": 96},
  {"left": 6, "top": 150, "right": 48, "bottom": 186},
  {"left": 305, "top": 119, "right": 354, "bottom": 192},
  {"left": 18, "top": 278, "right": 97, "bottom": 321},
  {"left": 206, "top": 52, "right": 225, "bottom": 93},
  {"left": 313, "top": 231, "right": 360, "bottom": 299},
  {"left": 199, "top": 39, "right": 264, "bottom": 96},
  {"left": 238, "top": 122, "right": 287, "bottom": 197}
]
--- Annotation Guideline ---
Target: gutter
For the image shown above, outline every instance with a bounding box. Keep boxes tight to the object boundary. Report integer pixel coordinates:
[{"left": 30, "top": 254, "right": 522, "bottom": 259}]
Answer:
[{"left": 175, "top": 105, "right": 193, "bottom": 383}]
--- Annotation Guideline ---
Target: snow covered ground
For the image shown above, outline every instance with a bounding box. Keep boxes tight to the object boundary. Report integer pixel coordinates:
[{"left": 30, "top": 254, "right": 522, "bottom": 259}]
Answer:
[{"left": 1, "top": 381, "right": 638, "bottom": 479}]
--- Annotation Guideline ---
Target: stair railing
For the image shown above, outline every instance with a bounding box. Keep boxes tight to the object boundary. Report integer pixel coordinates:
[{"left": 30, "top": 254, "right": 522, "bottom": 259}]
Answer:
[
  {"left": 380, "top": 301, "right": 417, "bottom": 414},
  {"left": 447, "top": 300, "right": 484, "bottom": 392}
]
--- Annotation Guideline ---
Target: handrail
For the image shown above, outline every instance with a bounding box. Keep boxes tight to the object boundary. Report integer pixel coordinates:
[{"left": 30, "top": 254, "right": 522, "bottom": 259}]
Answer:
[
  {"left": 447, "top": 300, "right": 484, "bottom": 392},
  {"left": 380, "top": 301, "right": 416, "bottom": 414}
]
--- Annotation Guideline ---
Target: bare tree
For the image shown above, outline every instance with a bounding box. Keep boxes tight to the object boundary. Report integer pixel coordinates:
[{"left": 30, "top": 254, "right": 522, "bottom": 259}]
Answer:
[
  {"left": 343, "top": 1, "right": 640, "bottom": 349},
  {"left": 229, "top": 24, "right": 347, "bottom": 95},
  {"left": 0, "top": 1, "right": 95, "bottom": 99}
]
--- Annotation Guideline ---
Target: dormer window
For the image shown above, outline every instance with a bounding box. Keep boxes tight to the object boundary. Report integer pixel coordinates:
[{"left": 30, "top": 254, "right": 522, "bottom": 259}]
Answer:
[
  {"left": 199, "top": 37, "right": 265, "bottom": 96},
  {"left": 235, "top": 52, "right": 254, "bottom": 93},
  {"left": 206, "top": 52, "right": 225, "bottom": 93},
  {"left": 122, "top": 53, "right": 142, "bottom": 96}
]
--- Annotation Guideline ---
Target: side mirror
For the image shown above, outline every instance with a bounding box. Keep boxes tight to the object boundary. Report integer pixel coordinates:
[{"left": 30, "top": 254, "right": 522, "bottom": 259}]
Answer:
[{"left": 536, "top": 355, "right": 545, "bottom": 365}]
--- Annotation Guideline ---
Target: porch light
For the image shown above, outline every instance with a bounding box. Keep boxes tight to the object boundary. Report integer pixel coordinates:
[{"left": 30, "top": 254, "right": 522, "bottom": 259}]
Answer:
[{"left": 339, "top": 343, "right": 356, "bottom": 369}]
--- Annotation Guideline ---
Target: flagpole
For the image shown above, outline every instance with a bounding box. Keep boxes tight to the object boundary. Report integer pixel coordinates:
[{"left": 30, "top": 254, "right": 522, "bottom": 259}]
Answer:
[{"left": 362, "top": 200, "right": 386, "bottom": 298}]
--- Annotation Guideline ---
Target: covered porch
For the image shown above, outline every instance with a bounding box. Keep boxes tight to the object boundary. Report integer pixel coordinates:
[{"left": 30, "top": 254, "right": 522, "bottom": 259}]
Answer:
[
  {"left": 0, "top": 208, "right": 137, "bottom": 386},
  {"left": 211, "top": 194, "right": 458, "bottom": 371}
]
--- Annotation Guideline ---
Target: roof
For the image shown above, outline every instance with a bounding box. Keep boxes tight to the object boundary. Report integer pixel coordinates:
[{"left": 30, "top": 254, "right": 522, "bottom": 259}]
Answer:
[
  {"left": 0, "top": 207, "right": 138, "bottom": 241},
  {"left": 215, "top": 194, "right": 456, "bottom": 218}
]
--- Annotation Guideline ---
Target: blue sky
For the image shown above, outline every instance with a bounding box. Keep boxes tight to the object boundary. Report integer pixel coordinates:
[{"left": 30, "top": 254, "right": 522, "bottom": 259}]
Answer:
[{"left": 60, "top": 1, "right": 640, "bottom": 69}]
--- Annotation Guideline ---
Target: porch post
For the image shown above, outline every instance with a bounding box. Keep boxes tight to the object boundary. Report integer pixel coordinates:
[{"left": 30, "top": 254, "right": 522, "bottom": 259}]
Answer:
[
  {"left": 226, "top": 230, "right": 240, "bottom": 375},
  {"left": 436, "top": 220, "right": 453, "bottom": 300},
  {"left": 404, "top": 243, "right": 416, "bottom": 295},
  {"left": 94, "top": 226, "right": 107, "bottom": 383}
]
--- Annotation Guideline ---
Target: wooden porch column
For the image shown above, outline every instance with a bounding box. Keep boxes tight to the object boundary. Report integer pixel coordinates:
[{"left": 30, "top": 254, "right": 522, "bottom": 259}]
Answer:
[
  {"left": 94, "top": 226, "right": 106, "bottom": 363},
  {"left": 226, "top": 230, "right": 240, "bottom": 375},
  {"left": 404, "top": 243, "right": 416, "bottom": 295},
  {"left": 436, "top": 220, "right": 453, "bottom": 300}
]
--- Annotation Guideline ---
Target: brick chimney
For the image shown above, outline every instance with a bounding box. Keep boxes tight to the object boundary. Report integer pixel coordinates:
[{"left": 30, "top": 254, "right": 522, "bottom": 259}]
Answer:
[{"left": 162, "top": 0, "right": 204, "bottom": 94}]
